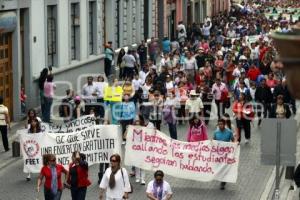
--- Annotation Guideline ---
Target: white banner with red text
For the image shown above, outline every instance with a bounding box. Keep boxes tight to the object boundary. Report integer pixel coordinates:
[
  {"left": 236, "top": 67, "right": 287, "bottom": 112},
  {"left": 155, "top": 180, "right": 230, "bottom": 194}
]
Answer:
[
  {"left": 20, "top": 125, "right": 122, "bottom": 173},
  {"left": 124, "top": 126, "right": 240, "bottom": 183}
]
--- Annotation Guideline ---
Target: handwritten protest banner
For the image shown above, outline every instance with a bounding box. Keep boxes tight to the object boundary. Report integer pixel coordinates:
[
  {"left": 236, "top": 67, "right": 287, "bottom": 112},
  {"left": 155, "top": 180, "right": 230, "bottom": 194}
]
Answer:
[
  {"left": 124, "top": 126, "right": 240, "bottom": 183},
  {"left": 20, "top": 125, "right": 122, "bottom": 173},
  {"left": 17, "top": 115, "right": 96, "bottom": 135},
  {"left": 41, "top": 115, "right": 96, "bottom": 133}
]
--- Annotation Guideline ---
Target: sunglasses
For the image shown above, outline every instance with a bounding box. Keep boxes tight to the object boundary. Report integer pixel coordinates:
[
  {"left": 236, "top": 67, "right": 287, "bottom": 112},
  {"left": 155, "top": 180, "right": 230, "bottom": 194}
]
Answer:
[
  {"left": 110, "top": 159, "right": 117, "bottom": 162},
  {"left": 50, "top": 159, "right": 56, "bottom": 162}
]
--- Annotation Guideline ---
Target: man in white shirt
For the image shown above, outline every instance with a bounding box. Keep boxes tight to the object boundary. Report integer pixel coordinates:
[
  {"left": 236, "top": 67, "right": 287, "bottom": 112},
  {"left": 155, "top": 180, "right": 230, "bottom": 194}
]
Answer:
[
  {"left": 94, "top": 75, "right": 108, "bottom": 118},
  {"left": 82, "top": 76, "right": 99, "bottom": 104},
  {"left": 122, "top": 50, "right": 136, "bottom": 80},
  {"left": 146, "top": 170, "right": 172, "bottom": 200},
  {"left": 139, "top": 64, "right": 150, "bottom": 84},
  {"left": 82, "top": 76, "right": 100, "bottom": 115},
  {"left": 201, "top": 21, "right": 212, "bottom": 40}
]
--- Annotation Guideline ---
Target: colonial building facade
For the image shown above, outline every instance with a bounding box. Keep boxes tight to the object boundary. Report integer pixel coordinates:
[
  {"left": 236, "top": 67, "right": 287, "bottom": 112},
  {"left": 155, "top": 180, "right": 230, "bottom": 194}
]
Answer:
[{"left": 0, "top": 0, "right": 158, "bottom": 120}]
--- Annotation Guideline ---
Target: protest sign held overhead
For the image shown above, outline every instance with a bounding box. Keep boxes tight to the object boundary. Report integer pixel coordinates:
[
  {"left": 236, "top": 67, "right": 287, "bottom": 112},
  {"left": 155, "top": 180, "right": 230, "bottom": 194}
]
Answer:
[
  {"left": 124, "top": 126, "right": 240, "bottom": 183},
  {"left": 20, "top": 125, "right": 122, "bottom": 173}
]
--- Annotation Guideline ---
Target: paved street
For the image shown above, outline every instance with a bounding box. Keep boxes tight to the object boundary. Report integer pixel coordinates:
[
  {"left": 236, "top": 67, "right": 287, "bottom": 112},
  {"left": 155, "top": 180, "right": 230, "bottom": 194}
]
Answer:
[{"left": 0, "top": 113, "right": 274, "bottom": 200}]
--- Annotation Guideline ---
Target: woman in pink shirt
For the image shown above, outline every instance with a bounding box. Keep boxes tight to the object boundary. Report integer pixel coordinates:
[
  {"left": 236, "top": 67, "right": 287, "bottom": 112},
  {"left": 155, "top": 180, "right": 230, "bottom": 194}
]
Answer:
[
  {"left": 186, "top": 116, "right": 208, "bottom": 142},
  {"left": 43, "top": 75, "right": 56, "bottom": 123},
  {"left": 266, "top": 72, "right": 277, "bottom": 89}
]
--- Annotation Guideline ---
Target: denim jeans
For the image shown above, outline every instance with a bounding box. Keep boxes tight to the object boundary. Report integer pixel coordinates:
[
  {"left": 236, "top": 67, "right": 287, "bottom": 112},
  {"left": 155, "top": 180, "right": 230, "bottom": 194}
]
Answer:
[
  {"left": 168, "top": 123, "right": 177, "bottom": 139},
  {"left": 44, "top": 97, "right": 53, "bottom": 123},
  {"left": 44, "top": 188, "right": 62, "bottom": 200}
]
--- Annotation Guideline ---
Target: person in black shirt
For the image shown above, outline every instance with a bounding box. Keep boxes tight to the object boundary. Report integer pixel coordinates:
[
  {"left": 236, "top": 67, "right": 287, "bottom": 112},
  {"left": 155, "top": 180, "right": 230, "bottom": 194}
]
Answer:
[
  {"left": 137, "top": 40, "right": 148, "bottom": 69},
  {"left": 255, "top": 79, "right": 273, "bottom": 126},
  {"left": 195, "top": 48, "right": 206, "bottom": 68},
  {"left": 66, "top": 151, "right": 91, "bottom": 200}
]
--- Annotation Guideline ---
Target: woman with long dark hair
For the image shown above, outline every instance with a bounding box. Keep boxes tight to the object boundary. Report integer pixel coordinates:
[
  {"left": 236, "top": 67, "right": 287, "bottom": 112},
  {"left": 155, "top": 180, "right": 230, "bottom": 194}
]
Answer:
[
  {"left": 26, "top": 118, "right": 42, "bottom": 181},
  {"left": 26, "top": 109, "right": 41, "bottom": 129},
  {"left": 28, "top": 118, "right": 42, "bottom": 134},
  {"left": 99, "top": 154, "right": 131, "bottom": 200},
  {"left": 117, "top": 48, "right": 126, "bottom": 80},
  {"left": 66, "top": 151, "right": 91, "bottom": 200},
  {"left": 38, "top": 68, "right": 49, "bottom": 122}
]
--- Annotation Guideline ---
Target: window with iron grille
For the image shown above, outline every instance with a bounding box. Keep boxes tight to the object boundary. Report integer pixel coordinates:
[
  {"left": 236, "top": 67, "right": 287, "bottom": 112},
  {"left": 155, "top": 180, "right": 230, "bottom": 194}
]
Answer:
[
  {"left": 88, "top": 1, "right": 95, "bottom": 55},
  {"left": 47, "top": 5, "right": 57, "bottom": 67},
  {"left": 71, "top": 3, "right": 80, "bottom": 60}
]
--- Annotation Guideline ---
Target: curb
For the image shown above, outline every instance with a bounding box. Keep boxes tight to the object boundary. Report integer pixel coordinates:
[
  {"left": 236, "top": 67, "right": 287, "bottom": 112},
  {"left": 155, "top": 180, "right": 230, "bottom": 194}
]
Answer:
[
  {"left": 0, "top": 120, "right": 25, "bottom": 171},
  {"left": 0, "top": 157, "right": 20, "bottom": 171},
  {"left": 260, "top": 167, "right": 276, "bottom": 200}
]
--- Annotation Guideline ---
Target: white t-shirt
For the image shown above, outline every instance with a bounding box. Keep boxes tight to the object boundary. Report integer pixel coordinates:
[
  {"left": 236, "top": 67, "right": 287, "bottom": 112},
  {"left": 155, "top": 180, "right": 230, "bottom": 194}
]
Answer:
[
  {"left": 184, "top": 58, "right": 198, "bottom": 70},
  {"left": 94, "top": 82, "right": 108, "bottom": 98},
  {"left": 185, "top": 98, "right": 204, "bottom": 113},
  {"left": 0, "top": 105, "right": 8, "bottom": 126},
  {"left": 141, "top": 84, "right": 152, "bottom": 99},
  {"left": 122, "top": 54, "right": 136, "bottom": 68},
  {"left": 146, "top": 180, "right": 173, "bottom": 200},
  {"left": 139, "top": 71, "right": 149, "bottom": 84},
  {"left": 132, "top": 79, "right": 143, "bottom": 91},
  {"left": 166, "top": 81, "right": 174, "bottom": 90},
  {"left": 99, "top": 167, "right": 131, "bottom": 199}
]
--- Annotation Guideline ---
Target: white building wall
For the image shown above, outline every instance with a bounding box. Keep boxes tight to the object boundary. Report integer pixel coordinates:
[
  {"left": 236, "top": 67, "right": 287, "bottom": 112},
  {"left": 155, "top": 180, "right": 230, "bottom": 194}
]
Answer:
[
  {"left": 30, "top": 0, "right": 46, "bottom": 76},
  {"left": 80, "top": 0, "right": 88, "bottom": 60},
  {"left": 57, "top": 0, "right": 69, "bottom": 66}
]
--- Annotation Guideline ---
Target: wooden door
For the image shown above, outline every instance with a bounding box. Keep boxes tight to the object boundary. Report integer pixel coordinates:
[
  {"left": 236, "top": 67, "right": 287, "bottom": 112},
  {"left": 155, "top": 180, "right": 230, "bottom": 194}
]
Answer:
[{"left": 0, "top": 33, "right": 13, "bottom": 117}]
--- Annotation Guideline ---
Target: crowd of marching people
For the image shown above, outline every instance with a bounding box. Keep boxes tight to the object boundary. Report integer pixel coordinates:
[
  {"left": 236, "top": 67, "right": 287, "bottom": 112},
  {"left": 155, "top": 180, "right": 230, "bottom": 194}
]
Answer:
[{"left": 0, "top": 0, "right": 298, "bottom": 199}]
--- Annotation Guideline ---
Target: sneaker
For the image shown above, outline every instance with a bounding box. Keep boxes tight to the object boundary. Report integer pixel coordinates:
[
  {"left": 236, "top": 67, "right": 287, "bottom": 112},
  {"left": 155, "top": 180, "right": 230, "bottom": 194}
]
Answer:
[
  {"left": 122, "top": 141, "right": 126, "bottom": 145},
  {"left": 136, "top": 179, "right": 140, "bottom": 183},
  {"left": 141, "top": 180, "right": 146, "bottom": 185},
  {"left": 245, "top": 139, "right": 250, "bottom": 144}
]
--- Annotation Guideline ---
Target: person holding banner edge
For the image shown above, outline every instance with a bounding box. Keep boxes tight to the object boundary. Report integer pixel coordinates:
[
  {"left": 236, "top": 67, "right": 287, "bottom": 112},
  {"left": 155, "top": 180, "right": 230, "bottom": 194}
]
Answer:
[
  {"left": 26, "top": 118, "right": 42, "bottom": 181},
  {"left": 213, "top": 119, "right": 235, "bottom": 190}
]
